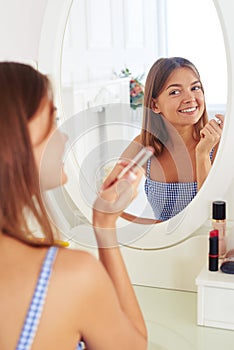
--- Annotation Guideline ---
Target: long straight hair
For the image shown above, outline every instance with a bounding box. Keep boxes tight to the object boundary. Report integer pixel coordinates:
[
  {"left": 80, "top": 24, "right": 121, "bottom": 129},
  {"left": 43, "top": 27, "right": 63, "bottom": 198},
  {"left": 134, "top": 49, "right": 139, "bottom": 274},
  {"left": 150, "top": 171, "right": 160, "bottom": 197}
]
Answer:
[
  {"left": 141, "top": 57, "right": 208, "bottom": 156},
  {"left": 0, "top": 62, "right": 56, "bottom": 246}
]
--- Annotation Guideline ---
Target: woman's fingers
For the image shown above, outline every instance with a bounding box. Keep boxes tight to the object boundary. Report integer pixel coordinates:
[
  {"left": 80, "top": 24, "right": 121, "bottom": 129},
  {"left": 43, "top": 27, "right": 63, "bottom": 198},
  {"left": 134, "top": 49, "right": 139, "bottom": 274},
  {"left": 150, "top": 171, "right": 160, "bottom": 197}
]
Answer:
[
  {"left": 200, "top": 117, "right": 223, "bottom": 139},
  {"left": 215, "top": 113, "right": 224, "bottom": 128},
  {"left": 94, "top": 166, "right": 143, "bottom": 215},
  {"left": 100, "top": 161, "right": 129, "bottom": 191}
]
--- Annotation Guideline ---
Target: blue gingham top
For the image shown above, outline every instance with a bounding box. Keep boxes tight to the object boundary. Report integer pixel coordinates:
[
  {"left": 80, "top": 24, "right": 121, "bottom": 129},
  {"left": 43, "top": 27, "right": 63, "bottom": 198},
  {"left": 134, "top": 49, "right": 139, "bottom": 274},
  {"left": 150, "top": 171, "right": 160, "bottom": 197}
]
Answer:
[
  {"left": 16, "top": 246, "right": 83, "bottom": 350},
  {"left": 145, "top": 159, "right": 197, "bottom": 221}
]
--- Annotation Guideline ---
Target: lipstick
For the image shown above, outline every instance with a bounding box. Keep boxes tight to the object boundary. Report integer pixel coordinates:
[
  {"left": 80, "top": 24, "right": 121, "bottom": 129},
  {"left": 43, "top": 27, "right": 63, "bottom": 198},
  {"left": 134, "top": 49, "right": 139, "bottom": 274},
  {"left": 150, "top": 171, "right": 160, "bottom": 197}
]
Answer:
[{"left": 209, "top": 229, "right": 219, "bottom": 271}]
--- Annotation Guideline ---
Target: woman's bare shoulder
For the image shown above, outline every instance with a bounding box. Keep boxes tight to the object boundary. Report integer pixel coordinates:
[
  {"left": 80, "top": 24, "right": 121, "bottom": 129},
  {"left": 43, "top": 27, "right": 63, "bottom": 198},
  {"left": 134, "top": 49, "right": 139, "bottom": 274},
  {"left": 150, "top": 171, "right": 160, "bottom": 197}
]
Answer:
[
  {"left": 54, "top": 247, "right": 102, "bottom": 282},
  {"left": 54, "top": 247, "right": 112, "bottom": 295},
  {"left": 49, "top": 248, "right": 109, "bottom": 313},
  {"left": 50, "top": 247, "right": 116, "bottom": 324}
]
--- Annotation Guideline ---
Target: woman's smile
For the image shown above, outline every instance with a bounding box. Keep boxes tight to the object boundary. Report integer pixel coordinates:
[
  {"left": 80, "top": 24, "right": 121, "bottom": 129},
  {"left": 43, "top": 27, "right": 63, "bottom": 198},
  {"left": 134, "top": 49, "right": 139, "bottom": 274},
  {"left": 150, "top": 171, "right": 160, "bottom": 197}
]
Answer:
[{"left": 178, "top": 106, "right": 198, "bottom": 113}]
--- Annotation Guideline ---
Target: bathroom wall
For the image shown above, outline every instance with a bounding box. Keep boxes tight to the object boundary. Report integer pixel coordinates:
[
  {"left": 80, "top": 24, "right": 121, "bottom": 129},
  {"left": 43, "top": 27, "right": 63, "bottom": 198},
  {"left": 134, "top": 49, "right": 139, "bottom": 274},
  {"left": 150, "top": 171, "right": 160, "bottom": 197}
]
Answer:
[{"left": 0, "top": 0, "right": 47, "bottom": 62}]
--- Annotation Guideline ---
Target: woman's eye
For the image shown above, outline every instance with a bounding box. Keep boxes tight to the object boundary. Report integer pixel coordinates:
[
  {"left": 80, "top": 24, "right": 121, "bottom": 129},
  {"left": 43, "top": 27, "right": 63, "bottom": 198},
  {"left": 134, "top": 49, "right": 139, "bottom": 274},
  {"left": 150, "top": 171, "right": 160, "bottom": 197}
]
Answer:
[
  {"left": 192, "top": 85, "right": 202, "bottom": 91},
  {"left": 169, "top": 89, "right": 180, "bottom": 96}
]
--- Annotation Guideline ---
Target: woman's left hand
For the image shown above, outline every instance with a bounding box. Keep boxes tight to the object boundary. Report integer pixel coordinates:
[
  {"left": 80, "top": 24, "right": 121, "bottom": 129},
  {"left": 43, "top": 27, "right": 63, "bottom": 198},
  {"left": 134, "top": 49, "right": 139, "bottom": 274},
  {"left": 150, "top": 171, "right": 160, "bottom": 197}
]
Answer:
[{"left": 196, "top": 114, "right": 224, "bottom": 155}]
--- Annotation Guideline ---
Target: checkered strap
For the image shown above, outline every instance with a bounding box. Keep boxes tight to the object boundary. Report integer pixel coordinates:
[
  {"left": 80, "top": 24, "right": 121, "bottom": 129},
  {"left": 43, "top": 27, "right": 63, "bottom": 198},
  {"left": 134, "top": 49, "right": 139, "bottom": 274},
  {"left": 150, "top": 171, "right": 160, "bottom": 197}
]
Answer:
[{"left": 16, "top": 246, "right": 58, "bottom": 350}]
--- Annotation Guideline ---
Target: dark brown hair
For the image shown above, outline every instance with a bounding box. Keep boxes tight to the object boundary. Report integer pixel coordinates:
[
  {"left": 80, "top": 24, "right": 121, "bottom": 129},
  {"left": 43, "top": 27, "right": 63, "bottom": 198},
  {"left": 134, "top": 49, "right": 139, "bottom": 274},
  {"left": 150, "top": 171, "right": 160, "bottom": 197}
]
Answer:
[
  {"left": 0, "top": 62, "right": 56, "bottom": 246},
  {"left": 141, "top": 57, "right": 208, "bottom": 155}
]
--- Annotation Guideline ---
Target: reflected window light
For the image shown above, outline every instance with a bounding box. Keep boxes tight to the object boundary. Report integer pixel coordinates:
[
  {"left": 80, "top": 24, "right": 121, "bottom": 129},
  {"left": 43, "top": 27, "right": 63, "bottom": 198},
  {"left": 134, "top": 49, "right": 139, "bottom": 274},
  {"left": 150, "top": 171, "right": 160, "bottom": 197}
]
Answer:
[{"left": 166, "top": 0, "right": 227, "bottom": 110}]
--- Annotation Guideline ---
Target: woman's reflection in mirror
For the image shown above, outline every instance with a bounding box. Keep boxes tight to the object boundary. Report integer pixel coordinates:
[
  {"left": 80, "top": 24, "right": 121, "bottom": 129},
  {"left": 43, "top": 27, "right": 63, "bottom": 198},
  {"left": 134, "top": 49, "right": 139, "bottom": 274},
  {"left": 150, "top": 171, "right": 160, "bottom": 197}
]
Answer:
[{"left": 107, "top": 57, "right": 224, "bottom": 221}]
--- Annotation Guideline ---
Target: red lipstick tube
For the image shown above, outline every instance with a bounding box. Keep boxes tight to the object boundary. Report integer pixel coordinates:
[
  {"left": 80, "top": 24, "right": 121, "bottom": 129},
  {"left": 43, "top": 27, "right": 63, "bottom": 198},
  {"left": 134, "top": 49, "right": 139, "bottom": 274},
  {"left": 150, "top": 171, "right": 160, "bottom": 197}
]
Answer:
[{"left": 209, "top": 229, "right": 219, "bottom": 271}]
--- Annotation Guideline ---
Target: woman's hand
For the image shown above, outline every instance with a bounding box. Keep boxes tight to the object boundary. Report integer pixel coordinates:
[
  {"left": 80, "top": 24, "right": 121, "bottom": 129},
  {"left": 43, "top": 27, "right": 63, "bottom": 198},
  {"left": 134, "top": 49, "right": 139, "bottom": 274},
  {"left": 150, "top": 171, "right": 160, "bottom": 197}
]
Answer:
[
  {"left": 196, "top": 114, "right": 224, "bottom": 156},
  {"left": 195, "top": 114, "right": 224, "bottom": 190},
  {"left": 93, "top": 162, "right": 144, "bottom": 229},
  {"left": 91, "top": 163, "right": 148, "bottom": 347}
]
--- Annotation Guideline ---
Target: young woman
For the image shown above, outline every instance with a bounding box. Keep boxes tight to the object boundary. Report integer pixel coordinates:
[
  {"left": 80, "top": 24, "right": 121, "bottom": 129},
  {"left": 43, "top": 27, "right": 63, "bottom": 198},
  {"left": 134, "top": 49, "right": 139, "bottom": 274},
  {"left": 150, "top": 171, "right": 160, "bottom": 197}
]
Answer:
[
  {"left": 104, "top": 57, "right": 224, "bottom": 222},
  {"left": 0, "top": 62, "right": 147, "bottom": 350}
]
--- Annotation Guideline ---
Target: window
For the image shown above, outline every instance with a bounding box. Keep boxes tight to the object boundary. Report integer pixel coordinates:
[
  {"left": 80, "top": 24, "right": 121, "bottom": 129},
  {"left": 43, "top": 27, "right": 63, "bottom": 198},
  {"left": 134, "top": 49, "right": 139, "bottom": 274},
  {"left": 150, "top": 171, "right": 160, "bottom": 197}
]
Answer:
[{"left": 165, "top": 0, "right": 227, "bottom": 112}]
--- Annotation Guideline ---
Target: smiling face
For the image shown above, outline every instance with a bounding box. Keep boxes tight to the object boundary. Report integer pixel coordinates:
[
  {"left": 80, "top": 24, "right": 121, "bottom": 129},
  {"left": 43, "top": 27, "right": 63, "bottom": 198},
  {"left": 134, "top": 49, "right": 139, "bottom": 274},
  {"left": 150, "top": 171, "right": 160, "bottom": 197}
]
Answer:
[{"left": 152, "top": 67, "right": 205, "bottom": 129}]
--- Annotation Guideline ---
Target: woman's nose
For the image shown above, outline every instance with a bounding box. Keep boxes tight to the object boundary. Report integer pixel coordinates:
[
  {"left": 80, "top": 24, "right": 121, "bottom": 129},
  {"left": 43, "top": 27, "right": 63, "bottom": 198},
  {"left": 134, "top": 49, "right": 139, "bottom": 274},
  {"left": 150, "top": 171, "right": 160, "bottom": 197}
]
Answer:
[{"left": 183, "top": 92, "right": 196, "bottom": 103}]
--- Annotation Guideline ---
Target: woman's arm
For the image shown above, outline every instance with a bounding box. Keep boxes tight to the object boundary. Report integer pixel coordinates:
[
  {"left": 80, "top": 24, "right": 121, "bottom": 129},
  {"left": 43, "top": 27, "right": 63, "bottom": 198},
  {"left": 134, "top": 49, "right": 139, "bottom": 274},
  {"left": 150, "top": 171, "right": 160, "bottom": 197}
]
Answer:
[
  {"left": 92, "top": 162, "right": 147, "bottom": 344},
  {"left": 76, "top": 249, "right": 147, "bottom": 350},
  {"left": 195, "top": 114, "right": 224, "bottom": 190},
  {"left": 101, "top": 135, "right": 143, "bottom": 190},
  {"left": 51, "top": 247, "right": 147, "bottom": 350},
  {"left": 57, "top": 164, "right": 147, "bottom": 349}
]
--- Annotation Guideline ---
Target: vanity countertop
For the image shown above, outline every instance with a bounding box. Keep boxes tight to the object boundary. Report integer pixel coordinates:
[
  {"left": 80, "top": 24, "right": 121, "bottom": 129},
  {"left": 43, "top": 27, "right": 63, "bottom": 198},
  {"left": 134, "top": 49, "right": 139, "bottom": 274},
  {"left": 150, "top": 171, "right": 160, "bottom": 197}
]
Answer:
[{"left": 134, "top": 285, "right": 234, "bottom": 350}]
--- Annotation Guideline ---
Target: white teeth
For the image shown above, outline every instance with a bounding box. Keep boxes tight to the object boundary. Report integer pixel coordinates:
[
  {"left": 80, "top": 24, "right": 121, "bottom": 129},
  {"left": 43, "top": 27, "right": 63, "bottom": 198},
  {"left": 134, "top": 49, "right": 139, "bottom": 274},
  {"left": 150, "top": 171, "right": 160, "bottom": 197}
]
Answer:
[{"left": 180, "top": 107, "right": 197, "bottom": 113}]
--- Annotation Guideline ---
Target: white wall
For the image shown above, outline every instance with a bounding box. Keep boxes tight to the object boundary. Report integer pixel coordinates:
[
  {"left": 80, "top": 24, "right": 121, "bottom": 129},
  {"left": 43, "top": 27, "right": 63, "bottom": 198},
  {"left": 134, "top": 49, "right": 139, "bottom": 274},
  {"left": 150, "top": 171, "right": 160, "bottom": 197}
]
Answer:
[{"left": 0, "top": 0, "right": 47, "bottom": 62}]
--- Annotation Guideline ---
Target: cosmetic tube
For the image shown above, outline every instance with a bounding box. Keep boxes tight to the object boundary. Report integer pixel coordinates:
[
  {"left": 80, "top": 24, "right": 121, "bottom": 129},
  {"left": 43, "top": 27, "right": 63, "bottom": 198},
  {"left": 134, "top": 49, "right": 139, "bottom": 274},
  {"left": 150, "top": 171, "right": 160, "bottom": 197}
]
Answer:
[
  {"left": 212, "top": 201, "right": 226, "bottom": 258},
  {"left": 209, "top": 229, "right": 219, "bottom": 271}
]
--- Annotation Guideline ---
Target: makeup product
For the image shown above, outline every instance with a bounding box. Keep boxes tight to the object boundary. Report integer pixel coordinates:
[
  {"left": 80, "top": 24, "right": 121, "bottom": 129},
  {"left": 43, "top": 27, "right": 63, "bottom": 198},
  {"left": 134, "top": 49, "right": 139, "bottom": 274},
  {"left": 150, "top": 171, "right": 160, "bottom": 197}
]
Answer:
[
  {"left": 117, "top": 146, "right": 154, "bottom": 180},
  {"left": 209, "top": 229, "right": 219, "bottom": 271},
  {"left": 220, "top": 249, "right": 234, "bottom": 274},
  {"left": 212, "top": 200, "right": 226, "bottom": 258}
]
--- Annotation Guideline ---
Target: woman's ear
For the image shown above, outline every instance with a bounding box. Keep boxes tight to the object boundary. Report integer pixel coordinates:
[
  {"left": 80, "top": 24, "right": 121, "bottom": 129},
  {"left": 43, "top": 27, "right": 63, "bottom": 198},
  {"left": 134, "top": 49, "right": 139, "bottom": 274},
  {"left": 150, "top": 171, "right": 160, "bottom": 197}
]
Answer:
[{"left": 151, "top": 98, "right": 160, "bottom": 113}]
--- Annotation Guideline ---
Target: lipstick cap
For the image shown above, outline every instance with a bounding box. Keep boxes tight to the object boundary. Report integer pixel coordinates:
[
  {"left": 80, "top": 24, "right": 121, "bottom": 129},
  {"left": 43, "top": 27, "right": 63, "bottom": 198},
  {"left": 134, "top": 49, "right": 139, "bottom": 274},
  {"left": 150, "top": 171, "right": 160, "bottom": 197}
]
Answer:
[{"left": 212, "top": 201, "right": 226, "bottom": 220}]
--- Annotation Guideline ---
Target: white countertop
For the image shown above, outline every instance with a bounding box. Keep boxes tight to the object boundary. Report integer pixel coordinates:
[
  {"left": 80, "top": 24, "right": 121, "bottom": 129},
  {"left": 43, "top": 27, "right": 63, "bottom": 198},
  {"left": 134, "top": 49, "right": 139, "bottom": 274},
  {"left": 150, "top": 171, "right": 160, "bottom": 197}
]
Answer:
[
  {"left": 134, "top": 285, "right": 234, "bottom": 350},
  {"left": 196, "top": 266, "right": 234, "bottom": 288}
]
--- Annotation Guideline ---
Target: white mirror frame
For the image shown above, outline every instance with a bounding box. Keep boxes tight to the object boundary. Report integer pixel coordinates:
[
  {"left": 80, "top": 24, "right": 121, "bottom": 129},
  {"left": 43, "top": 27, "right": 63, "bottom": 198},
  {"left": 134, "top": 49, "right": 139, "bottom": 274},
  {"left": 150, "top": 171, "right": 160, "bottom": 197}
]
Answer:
[{"left": 38, "top": 0, "right": 234, "bottom": 249}]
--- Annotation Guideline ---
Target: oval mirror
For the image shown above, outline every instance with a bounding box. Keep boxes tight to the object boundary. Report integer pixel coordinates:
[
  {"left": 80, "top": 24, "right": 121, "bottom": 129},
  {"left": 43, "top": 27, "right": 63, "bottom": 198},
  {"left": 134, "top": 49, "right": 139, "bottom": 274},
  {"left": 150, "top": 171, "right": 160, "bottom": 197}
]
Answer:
[{"left": 38, "top": 0, "right": 234, "bottom": 249}]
